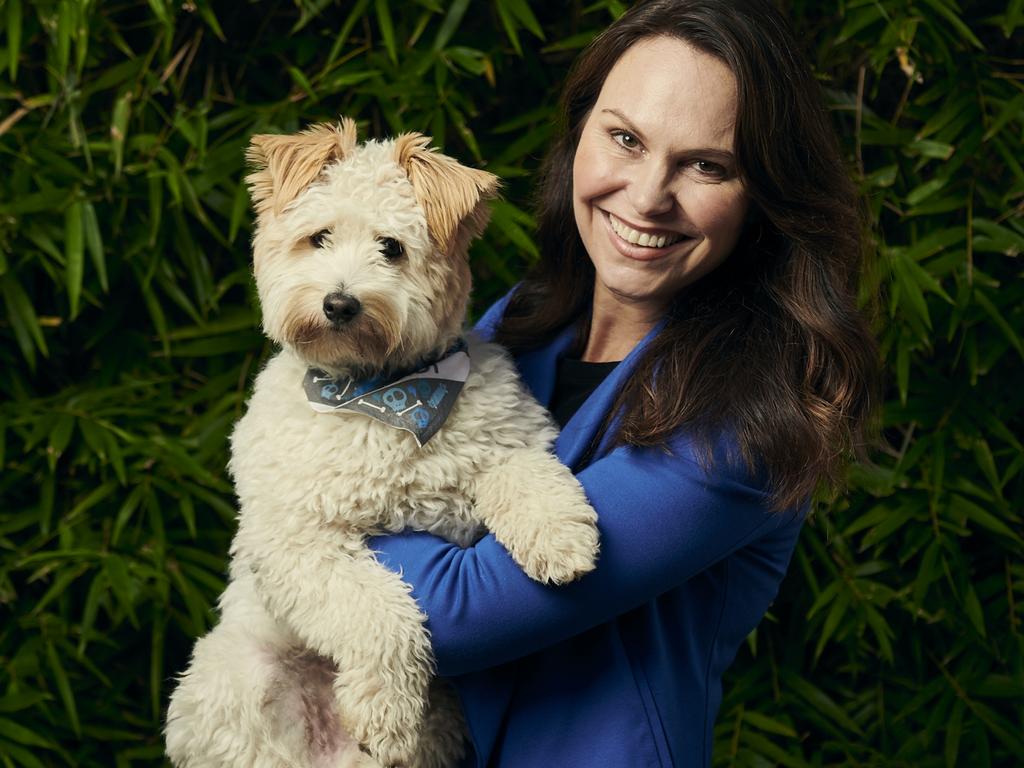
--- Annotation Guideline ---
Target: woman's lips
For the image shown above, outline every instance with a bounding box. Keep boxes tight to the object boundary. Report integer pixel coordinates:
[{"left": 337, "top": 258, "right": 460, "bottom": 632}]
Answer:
[{"left": 603, "top": 211, "right": 693, "bottom": 261}]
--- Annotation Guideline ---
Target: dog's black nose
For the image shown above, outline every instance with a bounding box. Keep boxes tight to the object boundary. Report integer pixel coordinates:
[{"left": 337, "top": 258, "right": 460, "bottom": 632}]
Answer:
[{"left": 323, "top": 292, "right": 362, "bottom": 324}]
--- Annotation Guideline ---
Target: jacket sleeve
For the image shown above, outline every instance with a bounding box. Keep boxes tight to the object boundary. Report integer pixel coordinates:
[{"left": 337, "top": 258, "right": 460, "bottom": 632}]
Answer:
[{"left": 370, "top": 437, "right": 795, "bottom": 677}]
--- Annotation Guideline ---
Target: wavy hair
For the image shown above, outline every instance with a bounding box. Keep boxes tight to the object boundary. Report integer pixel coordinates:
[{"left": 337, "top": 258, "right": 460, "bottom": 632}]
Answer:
[{"left": 495, "top": 0, "right": 879, "bottom": 511}]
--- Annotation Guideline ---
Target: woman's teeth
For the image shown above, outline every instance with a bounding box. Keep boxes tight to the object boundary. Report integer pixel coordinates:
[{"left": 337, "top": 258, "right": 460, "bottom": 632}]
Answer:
[{"left": 608, "top": 214, "right": 682, "bottom": 248}]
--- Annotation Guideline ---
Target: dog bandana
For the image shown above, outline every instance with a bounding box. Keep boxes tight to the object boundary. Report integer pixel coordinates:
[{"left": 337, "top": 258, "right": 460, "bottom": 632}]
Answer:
[{"left": 302, "top": 341, "right": 470, "bottom": 447}]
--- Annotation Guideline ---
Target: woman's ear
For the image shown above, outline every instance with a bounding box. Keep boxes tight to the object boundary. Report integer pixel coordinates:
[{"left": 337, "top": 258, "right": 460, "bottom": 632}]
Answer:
[
  {"left": 392, "top": 133, "right": 501, "bottom": 256},
  {"left": 246, "top": 118, "right": 359, "bottom": 216}
]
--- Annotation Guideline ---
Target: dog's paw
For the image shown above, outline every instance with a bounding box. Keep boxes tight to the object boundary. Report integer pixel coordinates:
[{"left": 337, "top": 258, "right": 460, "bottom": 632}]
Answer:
[
  {"left": 336, "top": 690, "right": 421, "bottom": 768},
  {"left": 504, "top": 500, "right": 600, "bottom": 585},
  {"left": 353, "top": 732, "right": 418, "bottom": 768}
]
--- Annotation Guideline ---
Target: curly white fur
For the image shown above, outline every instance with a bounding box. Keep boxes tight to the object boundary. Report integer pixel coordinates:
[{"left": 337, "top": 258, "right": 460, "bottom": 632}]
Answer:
[{"left": 165, "top": 121, "right": 599, "bottom": 768}]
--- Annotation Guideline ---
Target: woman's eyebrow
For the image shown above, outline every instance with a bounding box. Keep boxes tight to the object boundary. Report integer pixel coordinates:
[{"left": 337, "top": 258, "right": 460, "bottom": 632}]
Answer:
[
  {"left": 601, "top": 108, "right": 648, "bottom": 144},
  {"left": 600, "top": 107, "right": 736, "bottom": 162}
]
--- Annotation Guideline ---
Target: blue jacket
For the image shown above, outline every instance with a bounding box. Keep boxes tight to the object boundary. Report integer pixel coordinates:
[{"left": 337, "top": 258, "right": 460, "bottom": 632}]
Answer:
[{"left": 372, "top": 291, "right": 804, "bottom": 767}]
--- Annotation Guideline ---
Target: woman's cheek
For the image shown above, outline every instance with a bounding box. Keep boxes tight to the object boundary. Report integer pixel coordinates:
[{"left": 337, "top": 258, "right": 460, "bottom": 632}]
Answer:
[{"left": 694, "top": 183, "right": 749, "bottom": 233}]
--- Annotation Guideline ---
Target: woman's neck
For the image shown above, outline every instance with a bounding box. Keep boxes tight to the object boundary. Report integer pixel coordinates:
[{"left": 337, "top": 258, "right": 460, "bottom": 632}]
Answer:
[{"left": 581, "top": 290, "right": 665, "bottom": 363}]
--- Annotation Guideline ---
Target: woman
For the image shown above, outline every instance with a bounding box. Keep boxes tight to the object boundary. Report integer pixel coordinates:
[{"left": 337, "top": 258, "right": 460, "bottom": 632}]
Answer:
[{"left": 372, "top": 0, "right": 878, "bottom": 765}]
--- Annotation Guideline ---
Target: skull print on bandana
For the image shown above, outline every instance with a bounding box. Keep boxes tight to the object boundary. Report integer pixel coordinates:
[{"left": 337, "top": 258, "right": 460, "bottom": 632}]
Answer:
[{"left": 302, "top": 341, "right": 471, "bottom": 447}]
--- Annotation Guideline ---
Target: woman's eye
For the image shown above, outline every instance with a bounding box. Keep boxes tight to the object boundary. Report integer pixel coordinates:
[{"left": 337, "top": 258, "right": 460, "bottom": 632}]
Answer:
[
  {"left": 309, "top": 229, "right": 330, "bottom": 248},
  {"left": 695, "top": 160, "right": 727, "bottom": 179},
  {"left": 611, "top": 130, "right": 640, "bottom": 150},
  {"left": 377, "top": 237, "right": 404, "bottom": 260}
]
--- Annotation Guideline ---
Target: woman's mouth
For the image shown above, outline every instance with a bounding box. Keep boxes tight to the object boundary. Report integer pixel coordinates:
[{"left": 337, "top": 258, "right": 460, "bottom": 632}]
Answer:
[
  {"left": 606, "top": 213, "right": 683, "bottom": 249},
  {"left": 603, "top": 211, "right": 694, "bottom": 260}
]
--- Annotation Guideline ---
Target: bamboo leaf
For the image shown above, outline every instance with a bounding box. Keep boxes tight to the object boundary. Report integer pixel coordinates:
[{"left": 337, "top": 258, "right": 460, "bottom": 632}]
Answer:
[
  {"left": 433, "top": 0, "right": 470, "bottom": 51},
  {"left": 151, "top": 617, "right": 165, "bottom": 719},
  {"left": 77, "top": 571, "right": 107, "bottom": 656},
  {"left": 375, "top": 0, "right": 398, "bottom": 65},
  {"left": 495, "top": 0, "right": 523, "bottom": 55},
  {"left": 48, "top": 413, "right": 75, "bottom": 464},
  {"left": 836, "top": 4, "right": 884, "bottom": 41},
  {"left": 864, "top": 605, "right": 894, "bottom": 662},
  {"left": 502, "top": 0, "right": 545, "bottom": 40},
  {"left": 66, "top": 480, "right": 119, "bottom": 523},
  {"left": 906, "top": 177, "right": 947, "bottom": 206},
  {"left": 228, "top": 182, "right": 249, "bottom": 243},
  {"left": 0, "top": 717, "right": 58, "bottom": 749},
  {"left": 55, "top": 0, "right": 73, "bottom": 76},
  {"left": 738, "top": 729, "right": 809, "bottom": 768},
  {"left": 81, "top": 201, "right": 108, "bottom": 293},
  {"left": 6, "top": 0, "right": 21, "bottom": 80},
  {"left": 786, "top": 676, "right": 864, "bottom": 735},
  {"left": 288, "top": 66, "right": 317, "bottom": 102},
  {"left": 30, "top": 564, "right": 88, "bottom": 618},
  {"left": 970, "top": 701, "right": 1024, "bottom": 754},
  {"left": 907, "top": 139, "right": 955, "bottom": 159},
  {"left": 180, "top": 494, "right": 197, "bottom": 538},
  {"left": 742, "top": 710, "right": 798, "bottom": 738},
  {"left": 919, "top": 0, "right": 984, "bottom": 48},
  {"left": 193, "top": 1, "right": 225, "bottom": 40},
  {"left": 962, "top": 583, "right": 987, "bottom": 637},
  {"left": 45, "top": 642, "right": 80, "bottom": 737},
  {"left": 319, "top": 0, "right": 370, "bottom": 74},
  {"left": 111, "top": 92, "right": 131, "bottom": 177},
  {"left": 104, "top": 555, "right": 138, "bottom": 625},
  {"left": 0, "top": 740, "right": 47, "bottom": 768},
  {"left": 983, "top": 91, "right": 1024, "bottom": 142},
  {"left": 65, "top": 201, "right": 85, "bottom": 319},
  {"left": 945, "top": 698, "right": 966, "bottom": 768},
  {"left": 146, "top": 0, "right": 170, "bottom": 24},
  {"left": 0, "top": 693, "right": 50, "bottom": 714},
  {"left": 974, "top": 290, "right": 1024, "bottom": 360},
  {"left": 948, "top": 494, "right": 1022, "bottom": 543},
  {"left": 814, "top": 591, "right": 850, "bottom": 662},
  {"left": 2, "top": 273, "right": 48, "bottom": 366}
]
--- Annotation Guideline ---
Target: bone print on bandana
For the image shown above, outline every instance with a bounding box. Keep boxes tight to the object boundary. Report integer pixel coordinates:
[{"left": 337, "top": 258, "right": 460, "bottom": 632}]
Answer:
[{"left": 302, "top": 342, "right": 471, "bottom": 447}]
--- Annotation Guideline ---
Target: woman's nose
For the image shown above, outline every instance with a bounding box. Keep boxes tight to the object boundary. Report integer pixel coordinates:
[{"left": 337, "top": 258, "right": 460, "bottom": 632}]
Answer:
[{"left": 627, "top": 161, "right": 675, "bottom": 218}]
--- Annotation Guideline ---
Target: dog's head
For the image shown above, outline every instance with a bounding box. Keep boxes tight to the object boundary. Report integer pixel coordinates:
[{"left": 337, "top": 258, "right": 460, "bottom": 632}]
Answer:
[{"left": 246, "top": 118, "right": 499, "bottom": 374}]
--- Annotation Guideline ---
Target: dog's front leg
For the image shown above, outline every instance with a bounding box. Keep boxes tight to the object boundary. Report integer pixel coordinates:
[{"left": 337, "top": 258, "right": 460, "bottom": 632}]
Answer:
[
  {"left": 238, "top": 520, "right": 431, "bottom": 768},
  {"left": 473, "top": 448, "right": 600, "bottom": 585}
]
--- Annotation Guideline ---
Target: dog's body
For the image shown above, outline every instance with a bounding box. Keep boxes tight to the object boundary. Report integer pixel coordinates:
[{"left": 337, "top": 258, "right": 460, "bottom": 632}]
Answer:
[{"left": 165, "top": 121, "right": 599, "bottom": 768}]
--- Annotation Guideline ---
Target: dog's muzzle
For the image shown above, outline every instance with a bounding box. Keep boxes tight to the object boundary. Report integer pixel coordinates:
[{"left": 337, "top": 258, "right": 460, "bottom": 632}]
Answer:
[{"left": 323, "top": 291, "right": 362, "bottom": 326}]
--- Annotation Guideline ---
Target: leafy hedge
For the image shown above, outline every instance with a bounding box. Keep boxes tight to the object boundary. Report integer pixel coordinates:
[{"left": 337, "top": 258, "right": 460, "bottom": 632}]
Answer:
[{"left": 1, "top": 1, "right": 1021, "bottom": 765}]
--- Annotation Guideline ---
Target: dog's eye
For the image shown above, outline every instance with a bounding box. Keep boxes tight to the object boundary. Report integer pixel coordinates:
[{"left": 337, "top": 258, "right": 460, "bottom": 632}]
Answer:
[
  {"left": 309, "top": 229, "right": 330, "bottom": 248},
  {"left": 377, "top": 237, "right": 404, "bottom": 260}
]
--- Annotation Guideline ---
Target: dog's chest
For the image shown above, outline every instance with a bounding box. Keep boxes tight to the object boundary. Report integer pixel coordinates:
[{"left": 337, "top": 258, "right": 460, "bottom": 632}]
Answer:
[{"left": 229, "top": 354, "right": 488, "bottom": 541}]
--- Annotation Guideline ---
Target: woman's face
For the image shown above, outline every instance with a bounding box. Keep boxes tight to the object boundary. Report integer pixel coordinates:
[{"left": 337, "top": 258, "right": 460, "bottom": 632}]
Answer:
[{"left": 572, "top": 36, "right": 749, "bottom": 318}]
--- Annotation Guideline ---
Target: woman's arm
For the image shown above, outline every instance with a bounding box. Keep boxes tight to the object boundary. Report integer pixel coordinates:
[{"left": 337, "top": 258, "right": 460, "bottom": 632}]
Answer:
[{"left": 371, "top": 438, "right": 797, "bottom": 677}]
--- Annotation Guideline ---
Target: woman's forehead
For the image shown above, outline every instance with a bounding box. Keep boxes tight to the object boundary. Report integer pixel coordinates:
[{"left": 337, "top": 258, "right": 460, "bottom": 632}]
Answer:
[{"left": 595, "top": 36, "right": 737, "bottom": 151}]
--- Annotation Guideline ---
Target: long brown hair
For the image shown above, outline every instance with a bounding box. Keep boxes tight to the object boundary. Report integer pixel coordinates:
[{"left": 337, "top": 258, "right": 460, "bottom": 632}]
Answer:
[{"left": 495, "top": 0, "right": 879, "bottom": 511}]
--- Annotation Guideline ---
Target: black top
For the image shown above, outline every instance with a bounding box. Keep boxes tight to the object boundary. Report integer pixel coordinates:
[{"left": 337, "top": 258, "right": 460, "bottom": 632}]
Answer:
[{"left": 549, "top": 357, "right": 621, "bottom": 429}]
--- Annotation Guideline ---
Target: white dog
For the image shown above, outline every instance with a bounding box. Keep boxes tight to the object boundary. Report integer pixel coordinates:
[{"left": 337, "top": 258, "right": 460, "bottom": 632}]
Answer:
[{"left": 165, "top": 118, "right": 599, "bottom": 768}]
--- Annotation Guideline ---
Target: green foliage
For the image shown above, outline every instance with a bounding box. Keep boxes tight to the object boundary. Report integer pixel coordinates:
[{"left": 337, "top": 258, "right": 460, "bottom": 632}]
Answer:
[{"left": 0, "top": 1, "right": 1020, "bottom": 765}]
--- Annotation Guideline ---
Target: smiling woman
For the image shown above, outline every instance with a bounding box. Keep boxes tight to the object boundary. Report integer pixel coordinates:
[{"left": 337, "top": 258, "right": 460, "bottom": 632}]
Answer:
[{"left": 498, "top": 0, "right": 880, "bottom": 510}]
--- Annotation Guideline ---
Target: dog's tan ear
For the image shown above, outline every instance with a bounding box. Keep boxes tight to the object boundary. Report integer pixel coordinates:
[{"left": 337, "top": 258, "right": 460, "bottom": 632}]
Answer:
[
  {"left": 246, "top": 118, "right": 359, "bottom": 215},
  {"left": 394, "top": 133, "right": 501, "bottom": 255}
]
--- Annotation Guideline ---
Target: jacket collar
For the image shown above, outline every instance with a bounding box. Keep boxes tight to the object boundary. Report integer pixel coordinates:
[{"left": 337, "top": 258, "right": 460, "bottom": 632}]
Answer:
[{"left": 517, "top": 318, "right": 668, "bottom": 471}]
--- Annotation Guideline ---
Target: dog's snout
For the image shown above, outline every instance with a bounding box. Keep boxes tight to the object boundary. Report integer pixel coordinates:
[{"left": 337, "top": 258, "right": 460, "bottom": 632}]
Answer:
[{"left": 323, "top": 292, "right": 362, "bottom": 325}]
